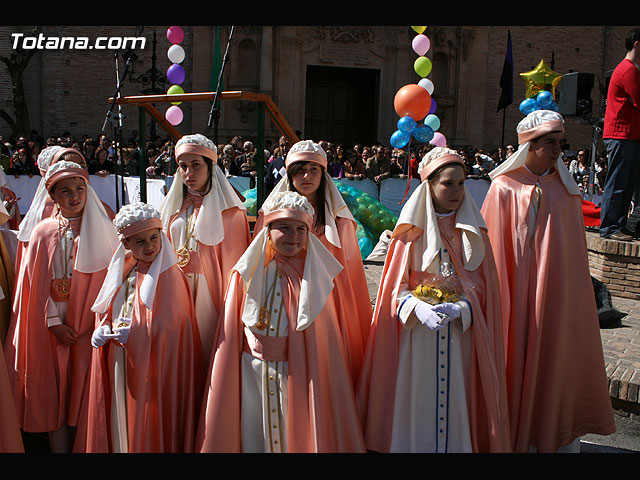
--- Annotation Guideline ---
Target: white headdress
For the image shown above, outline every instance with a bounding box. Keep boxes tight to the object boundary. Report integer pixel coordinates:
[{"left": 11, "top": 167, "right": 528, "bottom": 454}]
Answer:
[
  {"left": 37, "top": 145, "right": 65, "bottom": 174},
  {"left": 234, "top": 191, "right": 342, "bottom": 332},
  {"left": 160, "top": 133, "right": 245, "bottom": 246},
  {"left": 17, "top": 145, "right": 66, "bottom": 242},
  {"left": 93, "top": 202, "right": 178, "bottom": 313},
  {"left": 489, "top": 109, "right": 579, "bottom": 195}
]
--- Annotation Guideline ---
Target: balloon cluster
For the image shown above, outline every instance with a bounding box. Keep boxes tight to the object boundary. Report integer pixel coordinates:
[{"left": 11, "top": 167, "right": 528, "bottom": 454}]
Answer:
[
  {"left": 518, "top": 59, "right": 562, "bottom": 115},
  {"left": 165, "top": 26, "right": 186, "bottom": 126},
  {"left": 390, "top": 26, "right": 446, "bottom": 150},
  {"left": 334, "top": 181, "right": 398, "bottom": 260}
]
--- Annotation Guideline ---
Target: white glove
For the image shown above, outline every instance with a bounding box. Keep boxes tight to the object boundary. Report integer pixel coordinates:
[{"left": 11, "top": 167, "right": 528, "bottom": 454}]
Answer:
[
  {"left": 91, "top": 324, "right": 112, "bottom": 348},
  {"left": 431, "top": 302, "right": 462, "bottom": 320},
  {"left": 414, "top": 301, "right": 450, "bottom": 330},
  {"left": 111, "top": 326, "right": 130, "bottom": 345}
]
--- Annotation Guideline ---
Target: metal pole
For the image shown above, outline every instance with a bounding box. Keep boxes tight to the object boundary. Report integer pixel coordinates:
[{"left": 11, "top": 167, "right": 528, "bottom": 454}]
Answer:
[
  {"left": 138, "top": 106, "right": 147, "bottom": 203},
  {"left": 256, "top": 102, "right": 265, "bottom": 209}
]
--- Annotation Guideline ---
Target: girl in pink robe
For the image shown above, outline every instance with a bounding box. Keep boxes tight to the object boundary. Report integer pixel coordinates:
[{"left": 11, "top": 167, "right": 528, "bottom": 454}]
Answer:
[
  {"left": 84, "top": 203, "right": 204, "bottom": 453},
  {"left": 161, "top": 134, "right": 250, "bottom": 367},
  {"left": 356, "top": 148, "right": 511, "bottom": 453},
  {"left": 196, "top": 191, "right": 365, "bottom": 453},
  {"left": 253, "top": 139, "right": 372, "bottom": 386},
  {"left": 481, "top": 110, "right": 616, "bottom": 452},
  {"left": 14, "top": 147, "right": 115, "bottom": 277},
  {"left": 3, "top": 161, "right": 119, "bottom": 453}
]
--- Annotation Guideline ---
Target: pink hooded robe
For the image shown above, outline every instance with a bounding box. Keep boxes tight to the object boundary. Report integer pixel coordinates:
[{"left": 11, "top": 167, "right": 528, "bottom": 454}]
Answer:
[
  {"left": 161, "top": 135, "right": 251, "bottom": 367},
  {"left": 4, "top": 217, "right": 109, "bottom": 437},
  {"left": 0, "top": 340, "right": 23, "bottom": 452},
  {"left": 356, "top": 216, "right": 511, "bottom": 453},
  {"left": 196, "top": 236, "right": 365, "bottom": 453},
  {"left": 481, "top": 166, "right": 616, "bottom": 452},
  {"left": 82, "top": 253, "right": 205, "bottom": 453},
  {"left": 167, "top": 196, "right": 250, "bottom": 362},
  {"left": 253, "top": 210, "right": 371, "bottom": 384}
]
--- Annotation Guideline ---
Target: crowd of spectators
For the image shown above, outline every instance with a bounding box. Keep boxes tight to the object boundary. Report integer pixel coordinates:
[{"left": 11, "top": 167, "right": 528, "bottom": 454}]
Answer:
[{"left": 0, "top": 129, "right": 607, "bottom": 204}]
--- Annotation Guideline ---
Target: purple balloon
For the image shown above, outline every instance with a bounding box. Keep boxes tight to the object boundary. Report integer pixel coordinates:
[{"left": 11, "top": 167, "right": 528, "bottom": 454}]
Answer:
[
  {"left": 167, "top": 64, "right": 186, "bottom": 85},
  {"left": 428, "top": 98, "right": 437, "bottom": 115},
  {"left": 167, "top": 26, "right": 184, "bottom": 45}
]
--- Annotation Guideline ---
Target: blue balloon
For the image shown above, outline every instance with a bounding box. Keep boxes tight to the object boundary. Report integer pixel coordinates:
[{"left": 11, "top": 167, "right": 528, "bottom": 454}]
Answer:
[
  {"left": 424, "top": 114, "right": 440, "bottom": 132},
  {"left": 397, "top": 115, "right": 417, "bottom": 133},
  {"left": 390, "top": 129, "right": 411, "bottom": 148},
  {"left": 412, "top": 124, "right": 434, "bottom": 143},
  {"left": 358, "top": 237, "right": 374, "bottom": 260},
  {"left": 519, "top": 98, "right": 540, "bottom": 115},
  {"left": 537, "top": 90, "right": 554, "bottom": 107}
]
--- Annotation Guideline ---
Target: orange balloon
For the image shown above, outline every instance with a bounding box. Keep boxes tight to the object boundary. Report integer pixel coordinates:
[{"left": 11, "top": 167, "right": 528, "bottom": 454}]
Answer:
[{"left": 394, "top": 84, "right": 432, "bottom": 121}]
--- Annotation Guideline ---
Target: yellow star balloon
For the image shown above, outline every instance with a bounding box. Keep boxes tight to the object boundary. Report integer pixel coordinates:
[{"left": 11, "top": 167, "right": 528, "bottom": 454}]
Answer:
[
  {"left": 520, "top": 59, "right": 563, "bottom": 99},
  {"left": 412, "top": 26, "right": 427, "bottom": 34}
]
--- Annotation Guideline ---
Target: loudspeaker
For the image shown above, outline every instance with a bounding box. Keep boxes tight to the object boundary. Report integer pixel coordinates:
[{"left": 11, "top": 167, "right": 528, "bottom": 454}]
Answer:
[{"left": 558, "top": 72, "right": 594, "bottom": 117}]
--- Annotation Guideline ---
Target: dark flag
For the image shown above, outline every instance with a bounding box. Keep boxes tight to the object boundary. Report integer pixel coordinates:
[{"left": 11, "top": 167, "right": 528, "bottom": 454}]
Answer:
[{"left": 497, "top": 30, "right": 513, "bottom": 112}]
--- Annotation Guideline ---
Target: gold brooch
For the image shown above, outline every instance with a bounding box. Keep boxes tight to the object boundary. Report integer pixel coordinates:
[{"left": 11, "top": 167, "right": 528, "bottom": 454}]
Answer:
[
  {"left": 175, "top": 246, "right": 191, "bottom": 268},
  {"left": 53, "top": 278, "right": 71, "bottom": 298}
]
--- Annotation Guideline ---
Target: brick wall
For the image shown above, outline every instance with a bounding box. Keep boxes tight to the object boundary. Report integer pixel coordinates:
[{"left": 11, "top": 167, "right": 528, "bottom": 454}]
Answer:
[
  {"left": 0, "top": 25, "right": 636, "bottom": 153},
  {"left": 587, "top": 232, "right": 640, "bottom": 300},
  {"left": 0, "top": 25, "right": 191, "bottom": 144}
]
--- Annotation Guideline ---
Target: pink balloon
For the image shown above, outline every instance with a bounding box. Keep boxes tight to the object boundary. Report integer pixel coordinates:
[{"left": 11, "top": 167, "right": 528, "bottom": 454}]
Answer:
[
  {"left": 165, "top": 105, "right": 183, "bottom": 126},
  {"left": 412, "top": 34, "right": 431, "bottom": 56},
  {"left": 167, "top": 26, "right": 184, "bottom": 45},
  {"left": 430, "top": 132, "right": 447, "bottom": 147}
]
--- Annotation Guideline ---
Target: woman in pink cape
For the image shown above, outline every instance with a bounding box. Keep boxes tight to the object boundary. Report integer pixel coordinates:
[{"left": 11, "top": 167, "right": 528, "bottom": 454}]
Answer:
[
  {"left": 253, "top": 139, "right": 371, "bottom": 385},
  {"left": 84, "top": 203, "right": 204, "bottom": 453},
  {"left": 480, "top": 110, "right": 615, "bottom": 452},
  {"left": 356, "top": 148, "right": 511, "bottom": 453},
  {"left": 161, "top": 133, "right": 250, "bottom": 366},
  {"left": 196, "top": 191, "right": 365, "bottom": 453},
  {"left": 4, "top": 160, "right": 120, "bottom": 453}
]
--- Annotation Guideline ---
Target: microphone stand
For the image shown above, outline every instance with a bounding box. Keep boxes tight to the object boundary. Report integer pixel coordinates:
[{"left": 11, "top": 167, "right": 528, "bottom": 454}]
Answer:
[
  {"left": 208, "top": 26, "right": 235, "bottom": 145},
  {"left": 101, "top": 27, "right": 142, "bottom": 211}
]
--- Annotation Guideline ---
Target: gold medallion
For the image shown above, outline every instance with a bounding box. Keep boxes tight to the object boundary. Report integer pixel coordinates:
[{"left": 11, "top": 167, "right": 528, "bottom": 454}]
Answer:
[
  {"left": 175, "top": 246, "right": 191, "bottom": 268},
  {"left": 54, "top": 278, "right": 71, "bottom": 298},
  {"left": 256, "top": 306, "right": 270, "bottom": 330}
]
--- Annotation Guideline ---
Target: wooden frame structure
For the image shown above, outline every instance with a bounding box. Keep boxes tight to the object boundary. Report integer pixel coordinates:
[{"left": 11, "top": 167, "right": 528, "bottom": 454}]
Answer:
[{"left": 110, "top": 90, "right": 299, "bottom": 206}]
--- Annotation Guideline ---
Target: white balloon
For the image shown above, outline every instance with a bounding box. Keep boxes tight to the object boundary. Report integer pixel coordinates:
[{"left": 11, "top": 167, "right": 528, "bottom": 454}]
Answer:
[
  {"left": 418, "top": 78, "right": 434, "bottom": 95},
  {"left": 167, "top": 44, "right": 185, "bottom": 64}
]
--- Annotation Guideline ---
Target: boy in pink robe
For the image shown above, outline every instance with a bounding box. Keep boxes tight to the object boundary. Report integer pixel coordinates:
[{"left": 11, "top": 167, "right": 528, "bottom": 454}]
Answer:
[
  {"left": 4, "top": 161, "right": 119, "bottom": 453},
  {"left": 84, "top": 202, "right": 204, "bottom": 453},
  {"left": 481, "top": 109, "right": 616, "bottom": 452},
  {"left": 196, "top": 191, "right": 365, "bottom": 453}
]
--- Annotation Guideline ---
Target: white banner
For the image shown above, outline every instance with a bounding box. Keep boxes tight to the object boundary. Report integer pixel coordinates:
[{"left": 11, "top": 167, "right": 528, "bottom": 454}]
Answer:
[{"left": 5, "top": 174, "right": 492, "bottom": 217}]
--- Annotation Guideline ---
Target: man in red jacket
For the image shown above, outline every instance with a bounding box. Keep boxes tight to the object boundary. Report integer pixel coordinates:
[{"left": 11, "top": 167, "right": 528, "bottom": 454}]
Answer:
[{"left": 600, "top": 27, "right": 640, "bottom": 241}]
